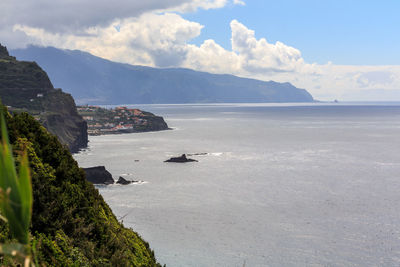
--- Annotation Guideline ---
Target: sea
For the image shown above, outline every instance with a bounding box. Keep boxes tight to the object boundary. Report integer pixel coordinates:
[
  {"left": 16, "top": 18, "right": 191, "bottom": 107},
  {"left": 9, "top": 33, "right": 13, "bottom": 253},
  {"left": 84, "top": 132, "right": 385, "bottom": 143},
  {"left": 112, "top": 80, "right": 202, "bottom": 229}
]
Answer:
[{"left": 73, "top": 103, "right": 400, "bottom": 267}]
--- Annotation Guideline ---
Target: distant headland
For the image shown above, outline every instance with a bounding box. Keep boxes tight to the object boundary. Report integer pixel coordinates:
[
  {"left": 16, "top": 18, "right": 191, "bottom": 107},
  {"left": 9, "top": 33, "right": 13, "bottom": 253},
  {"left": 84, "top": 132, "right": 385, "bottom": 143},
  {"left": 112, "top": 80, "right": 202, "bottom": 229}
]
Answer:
[{"left": 77, "top": 105, "right": 169, "bottom": 135}]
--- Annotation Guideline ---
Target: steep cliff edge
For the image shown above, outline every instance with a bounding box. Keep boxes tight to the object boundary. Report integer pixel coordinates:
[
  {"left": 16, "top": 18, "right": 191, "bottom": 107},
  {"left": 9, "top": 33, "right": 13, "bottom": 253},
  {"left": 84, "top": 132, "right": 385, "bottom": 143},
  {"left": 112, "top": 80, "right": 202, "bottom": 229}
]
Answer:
[{"left": 0, "top": 43, "right": 87, "bottom": 152}]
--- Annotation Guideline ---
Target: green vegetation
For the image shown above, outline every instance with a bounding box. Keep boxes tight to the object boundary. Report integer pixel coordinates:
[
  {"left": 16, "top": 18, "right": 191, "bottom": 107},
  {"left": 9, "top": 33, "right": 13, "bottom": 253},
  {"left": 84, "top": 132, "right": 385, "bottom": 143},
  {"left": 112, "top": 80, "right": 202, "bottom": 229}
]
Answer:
[
  {"left": 0, "top": 109, "right": 33, "bottom": 266},
  {"left": 0, "top": 43, "right": 52, "bottom": 93},
  {"left": 0, "top": 106, "right": 161, "bottom": 266},
  {"left": 0, "top": 110, "right": 32, "bottom": 245}
]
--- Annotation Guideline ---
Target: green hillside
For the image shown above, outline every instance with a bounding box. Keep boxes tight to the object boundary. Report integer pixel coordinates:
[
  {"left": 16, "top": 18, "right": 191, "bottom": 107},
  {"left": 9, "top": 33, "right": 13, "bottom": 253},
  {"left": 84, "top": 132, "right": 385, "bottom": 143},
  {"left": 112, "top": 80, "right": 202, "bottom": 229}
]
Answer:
[{"left": 0, "top": 107, "right": 161, "bottom": 266}]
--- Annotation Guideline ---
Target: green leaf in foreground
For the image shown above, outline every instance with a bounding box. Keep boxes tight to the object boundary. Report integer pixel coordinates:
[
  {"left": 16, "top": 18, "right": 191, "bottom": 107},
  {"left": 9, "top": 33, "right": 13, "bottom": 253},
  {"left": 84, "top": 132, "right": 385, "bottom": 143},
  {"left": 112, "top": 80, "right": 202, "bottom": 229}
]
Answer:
[{"left": 0, "top": 109, "right": 33, "bottom": 245}]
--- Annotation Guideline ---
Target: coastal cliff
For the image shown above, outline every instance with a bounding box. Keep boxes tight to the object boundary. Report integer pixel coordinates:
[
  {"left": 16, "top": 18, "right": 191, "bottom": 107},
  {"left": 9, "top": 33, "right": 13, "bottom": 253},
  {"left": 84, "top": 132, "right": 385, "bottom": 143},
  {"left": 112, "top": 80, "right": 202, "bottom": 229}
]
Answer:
[{"left": 0, "top": 43, "right": 88, "bottom": 152}]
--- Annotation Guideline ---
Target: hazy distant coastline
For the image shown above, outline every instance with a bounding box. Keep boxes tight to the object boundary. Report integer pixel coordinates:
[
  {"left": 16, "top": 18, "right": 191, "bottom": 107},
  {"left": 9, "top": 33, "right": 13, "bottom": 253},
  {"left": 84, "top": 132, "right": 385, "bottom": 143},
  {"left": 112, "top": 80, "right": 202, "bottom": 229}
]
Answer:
[{"left": 11, "top": 46, "right": 314, "bottom": 105}]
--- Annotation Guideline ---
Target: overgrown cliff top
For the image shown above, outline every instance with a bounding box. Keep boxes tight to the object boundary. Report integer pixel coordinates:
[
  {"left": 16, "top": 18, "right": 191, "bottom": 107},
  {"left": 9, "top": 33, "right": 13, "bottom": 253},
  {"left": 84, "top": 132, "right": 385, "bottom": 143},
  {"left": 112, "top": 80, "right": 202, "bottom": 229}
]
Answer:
[
  {"left": 0, "top": 44, "right": 87, "bottom": 152},
  {"left": 0, "top": 43, "right": 16, "bottom": 61},
  {"left": 0, "top": 43, "right": 10, "bottom": 58},
  {"left": 0, "top": 44, "right": 53, "bottom": 90}
]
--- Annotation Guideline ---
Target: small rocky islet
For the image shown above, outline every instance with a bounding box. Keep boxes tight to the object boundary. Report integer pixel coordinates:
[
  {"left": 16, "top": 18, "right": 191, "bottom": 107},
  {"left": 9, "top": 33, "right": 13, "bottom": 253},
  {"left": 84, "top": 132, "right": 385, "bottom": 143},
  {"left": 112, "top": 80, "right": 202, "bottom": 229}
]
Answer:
[
  {"left": 83, "top": 166, "right": 140, "bottom": 185},
  {"left": 117, "top": 176, "right": 137, "bottom": 185},
  {"left": 164, "top": 154, "right": 198, "bottom": 163},
  {"left": 83, "top": 153, "right": 202, "bottom": 186}
]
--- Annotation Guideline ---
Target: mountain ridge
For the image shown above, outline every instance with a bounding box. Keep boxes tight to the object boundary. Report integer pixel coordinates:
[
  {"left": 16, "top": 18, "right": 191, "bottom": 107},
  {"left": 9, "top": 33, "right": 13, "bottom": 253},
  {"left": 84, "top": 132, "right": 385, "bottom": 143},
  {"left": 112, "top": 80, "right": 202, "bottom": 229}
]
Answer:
[{"left": 11, "top": 45, "right": 314, "bottom": 105}]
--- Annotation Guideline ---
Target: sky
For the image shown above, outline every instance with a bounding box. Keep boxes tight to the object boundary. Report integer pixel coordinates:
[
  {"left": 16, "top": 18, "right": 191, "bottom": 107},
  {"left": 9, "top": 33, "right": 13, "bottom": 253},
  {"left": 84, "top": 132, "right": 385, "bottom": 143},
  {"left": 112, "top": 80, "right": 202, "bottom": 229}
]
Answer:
[{"left": 1, "top": 0, "right": 399, "bottom": 101}]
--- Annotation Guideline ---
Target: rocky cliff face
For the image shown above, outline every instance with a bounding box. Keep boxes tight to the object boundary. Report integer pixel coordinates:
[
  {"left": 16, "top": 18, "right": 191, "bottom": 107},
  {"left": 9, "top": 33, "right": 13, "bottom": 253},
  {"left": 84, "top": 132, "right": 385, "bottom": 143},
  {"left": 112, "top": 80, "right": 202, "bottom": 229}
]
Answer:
[{"left": 0, "top": 43, "right": 87, "bottom": 152}]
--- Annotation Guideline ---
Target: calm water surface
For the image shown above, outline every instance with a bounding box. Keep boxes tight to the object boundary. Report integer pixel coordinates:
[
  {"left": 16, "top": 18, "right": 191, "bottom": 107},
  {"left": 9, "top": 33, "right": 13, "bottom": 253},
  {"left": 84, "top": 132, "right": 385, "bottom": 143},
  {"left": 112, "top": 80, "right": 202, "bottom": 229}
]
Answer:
[{"left": 74, "top": 103, "right": 400, "bottom": 266}]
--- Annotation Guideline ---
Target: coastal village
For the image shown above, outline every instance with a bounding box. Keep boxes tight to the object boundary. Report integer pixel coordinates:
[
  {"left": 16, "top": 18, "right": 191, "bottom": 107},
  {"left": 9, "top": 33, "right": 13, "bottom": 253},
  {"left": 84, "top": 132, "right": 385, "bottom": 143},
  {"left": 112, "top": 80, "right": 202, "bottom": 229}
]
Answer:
[{"left": 77, "top": 105, "right": 168, "bottom": 135}]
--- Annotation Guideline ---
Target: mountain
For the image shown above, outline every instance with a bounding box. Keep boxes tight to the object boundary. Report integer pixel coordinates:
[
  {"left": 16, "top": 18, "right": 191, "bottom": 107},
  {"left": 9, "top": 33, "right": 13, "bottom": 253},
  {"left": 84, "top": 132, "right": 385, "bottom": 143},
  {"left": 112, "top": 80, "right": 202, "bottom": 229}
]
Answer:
[
  {"left": 11, "top": 46, "right": 314, "bottom": 105},
  {"left": 0, "top": 44, "right": 87, "bottom": 152},
  {"left": 1, "top": 106, "right": 160, "bottom": 266}
]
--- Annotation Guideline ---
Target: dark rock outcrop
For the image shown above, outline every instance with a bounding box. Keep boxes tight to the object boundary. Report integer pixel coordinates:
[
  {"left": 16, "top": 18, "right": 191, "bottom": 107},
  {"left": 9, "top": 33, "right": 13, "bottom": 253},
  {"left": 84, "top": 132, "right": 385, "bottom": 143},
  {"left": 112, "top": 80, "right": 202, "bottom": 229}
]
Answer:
[
  {"left": 164, "top": 154, "right": 198, "bottom": 163},
  {"left": 0, "top": 45, "right": 15, "bottom": 60},
  {"left": 116, "top": 176, "right": 133, "bottom": 185},
  {"left": 0, "top": 43, "right": 88, "bottom": 152},
  {"left": 83, "top": 166, "right": 114, "bottom": 184},
  {"left": 141, "top": 111, "right": 169, "bottom": 132}
]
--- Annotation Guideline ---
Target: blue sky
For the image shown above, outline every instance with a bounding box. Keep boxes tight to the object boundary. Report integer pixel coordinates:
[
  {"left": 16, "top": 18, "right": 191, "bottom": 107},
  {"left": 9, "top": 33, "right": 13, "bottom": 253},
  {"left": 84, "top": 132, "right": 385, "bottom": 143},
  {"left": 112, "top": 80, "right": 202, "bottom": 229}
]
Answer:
[{"left": 183, "top": 0, "right": 400, "bottom": 65}]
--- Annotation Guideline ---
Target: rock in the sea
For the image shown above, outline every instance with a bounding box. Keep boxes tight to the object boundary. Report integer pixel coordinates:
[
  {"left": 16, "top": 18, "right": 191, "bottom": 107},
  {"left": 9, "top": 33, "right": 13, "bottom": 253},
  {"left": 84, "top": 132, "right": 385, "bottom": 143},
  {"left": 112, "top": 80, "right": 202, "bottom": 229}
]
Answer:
[
  {"left": 83, "top": 166, "right": 114, "bottom": 184},
  {"left": 116, "top": 176, "right": 133, "bottom": 185},
  {"left": 164, "top": 154, "right": 198, "bottom": 163}
]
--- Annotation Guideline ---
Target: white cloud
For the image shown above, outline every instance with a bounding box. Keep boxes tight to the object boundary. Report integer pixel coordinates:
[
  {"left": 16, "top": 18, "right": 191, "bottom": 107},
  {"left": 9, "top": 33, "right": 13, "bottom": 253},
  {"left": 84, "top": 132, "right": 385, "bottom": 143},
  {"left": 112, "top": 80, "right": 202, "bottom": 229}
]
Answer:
[
  {"left": 0, "top": 0, "right": 227, "bottom": 39},
  {"left": 233, "top": 0, "right": 246, "bottom": 6},
  {"left": 2, "top": 1, "right": 400, "bottom": 100},
  {"left": 230, "top": 20, "right": 309, "bottom": 73},
  {"left": 13, "top": 13, "right": 204, "bottom": 67},
  {"left": 185, "top": 40, "right": 241, "bottom": 74},
  {"left": 174, "top": 0, "right": 228, "bottom": 12},
  {"left": 181, "top": 20, "right": 319, "bottom": 77}
]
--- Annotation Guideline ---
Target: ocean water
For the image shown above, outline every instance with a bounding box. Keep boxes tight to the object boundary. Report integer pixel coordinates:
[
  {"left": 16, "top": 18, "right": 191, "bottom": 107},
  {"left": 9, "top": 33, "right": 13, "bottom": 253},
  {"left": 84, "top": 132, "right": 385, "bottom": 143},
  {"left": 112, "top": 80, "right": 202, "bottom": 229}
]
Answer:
[{"left": 73, "top": 103, "right": 400, "bottom": 267}]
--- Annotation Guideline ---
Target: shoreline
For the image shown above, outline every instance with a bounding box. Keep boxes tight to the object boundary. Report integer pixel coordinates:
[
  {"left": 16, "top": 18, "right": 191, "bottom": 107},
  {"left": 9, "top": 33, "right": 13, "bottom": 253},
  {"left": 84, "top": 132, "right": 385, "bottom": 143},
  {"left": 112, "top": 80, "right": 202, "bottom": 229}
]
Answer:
[{"left": 88, "top": 127, "right": 173, "bottom": 136}]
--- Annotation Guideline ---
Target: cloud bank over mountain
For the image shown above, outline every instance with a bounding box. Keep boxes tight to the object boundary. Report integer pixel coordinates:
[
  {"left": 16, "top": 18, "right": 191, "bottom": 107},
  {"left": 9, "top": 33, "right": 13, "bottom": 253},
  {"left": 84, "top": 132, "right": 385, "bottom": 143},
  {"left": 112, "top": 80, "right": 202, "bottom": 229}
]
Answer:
[{"left": 1, "top": 0, "right": 399, "bottom": 100}]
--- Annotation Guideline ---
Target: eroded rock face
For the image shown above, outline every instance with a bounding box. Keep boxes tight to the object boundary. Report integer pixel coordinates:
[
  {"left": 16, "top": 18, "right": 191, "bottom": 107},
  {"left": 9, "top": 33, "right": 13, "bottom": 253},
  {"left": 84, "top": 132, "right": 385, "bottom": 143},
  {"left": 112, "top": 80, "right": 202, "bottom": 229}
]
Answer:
[
  {"left": 0, "top": 43, "right": 88, "bottom": 153},
  {"left": 39, "top": 91, "right": 88, "bottom": 152},
  {"left": 164, "top": 154, "right": 198, "bottom": 163},
  {"left": 83, "top": 166, "right": 114, "bottom": 185}
]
